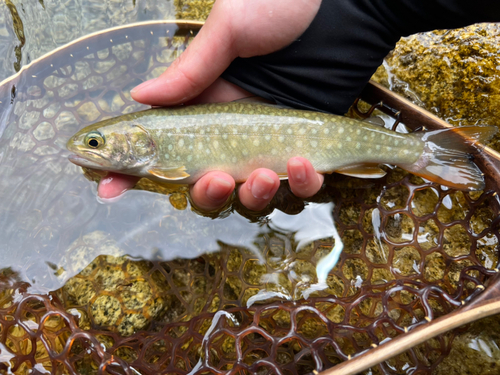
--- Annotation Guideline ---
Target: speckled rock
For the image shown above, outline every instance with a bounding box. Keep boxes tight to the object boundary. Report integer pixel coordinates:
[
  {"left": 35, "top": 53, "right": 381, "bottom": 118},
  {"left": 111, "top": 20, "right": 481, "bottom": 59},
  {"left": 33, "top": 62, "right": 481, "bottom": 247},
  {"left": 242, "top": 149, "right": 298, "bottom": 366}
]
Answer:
[{"left": 372, "top": 23, "right": 500, "bottom": 151}]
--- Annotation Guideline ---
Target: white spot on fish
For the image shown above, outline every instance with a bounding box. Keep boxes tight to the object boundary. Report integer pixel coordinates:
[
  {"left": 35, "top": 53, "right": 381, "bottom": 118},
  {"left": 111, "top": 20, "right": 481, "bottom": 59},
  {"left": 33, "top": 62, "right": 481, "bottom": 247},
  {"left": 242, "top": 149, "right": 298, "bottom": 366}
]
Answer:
[
  {"left": 278, "top": 136, "right": 285, "bottom": 143},
  {"left": 338, "top": 143, "right": 342, "bottom": 149},
  {"left": 222, "top": 134, "right": 228, "bottom": 140},
  {"left": 394, "top": 140, "right": 399, "bottom": 146},
  {"left": 371, "top": 133, "right": 375, "bottom": 138},
  {"left": 296, "top": 140, "right": 303, "bottom": 147},
  {"left": 232, "top": 156, "right": 237, "bottom": 163},
  {"left": 271, "top": 149, "right": 278, "bottom": 155},
  {"left": 376, "top": 145, "right": 381, "bottom": 150},
  {"left": 242, "top": 149, "right": 249, "bottom": 156},
  {"left": 403, "top": 140, "right": 408, "bottom": 145},
  {"left": 242, "top": 134, "right": 248, "bottom": 140},
  {"left": 363, "top": 135, "right": 368, "bottom": 141},
  {"left": 178, "top": 138, "right": 184, "bottom": 147},
  {"left": 299, "top": 128, "right": 306, "bottom": 135},
  {"left": 187, "top": 155, "right": 192, "bottom": 162},
  {"left": 356, "top": 129, "right": 361, "bottom": 135},
  {"left": 287, "top": 129, "right": 293, "bottom": 134},
  {"left": 403, "top": 150, "right": 409, "bottom": 155},
  {"left": 265, "top": 135, "right": 271, "bottom": 141},
  {"left": 168, "top": 144, "right": 173, "bottom": 151},
  {"left": 386, "top": 146, "right": 392, "bottom": 151},
  {"left": 346, "top": 136, "right": 351, "bottom": 142},
  {"left": 311, "top": 128, "right": 317, "bottom": 134},
  {"left": 221, "top": 154, "right": 226, "bottom": 160},
  {"left": 231, "top": 140, "right": 238, "bottom": 148},
  {"left": 286, "top": 146, "right": 292, "bottom": 153},
  {"left": 381, "top": 135, "right": 386, "bottom": 140},
  {"left": 310, "top": 140, "right": 318, "bottom": 147},
  {"left": 356, "top": 142, "right": 361, "bottom": 149},
  {"left": 164, "top": 154, "right": 170, "bottom": 159},
  {"left": 338, "top": 128, "right": 344, "bottom": 134},
  {"left": 198, "top": 142, "right": 203, "bottom": 150},
  {"left": 253, "top": 139, "right": 260, "bottom": 147},
  {"left": 324, "top": 128, "right": 330, "bottom": 134},
  {"left": 206, "top": 149, "right": 211, "bottom": 155},
  {"left": 213, "top": 140, "right": 219, "bottom": 148}
]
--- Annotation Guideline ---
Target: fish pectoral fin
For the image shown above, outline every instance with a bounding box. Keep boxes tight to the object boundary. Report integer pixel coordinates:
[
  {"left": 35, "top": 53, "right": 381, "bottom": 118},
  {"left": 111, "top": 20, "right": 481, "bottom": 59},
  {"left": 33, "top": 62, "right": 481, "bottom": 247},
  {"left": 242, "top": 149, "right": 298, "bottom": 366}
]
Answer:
[
  {"left": 336, "top": 165, "right": 387, "bottom": 179},
  {"left": 148, "top": 166, "right": 190, "bottom": 180}
]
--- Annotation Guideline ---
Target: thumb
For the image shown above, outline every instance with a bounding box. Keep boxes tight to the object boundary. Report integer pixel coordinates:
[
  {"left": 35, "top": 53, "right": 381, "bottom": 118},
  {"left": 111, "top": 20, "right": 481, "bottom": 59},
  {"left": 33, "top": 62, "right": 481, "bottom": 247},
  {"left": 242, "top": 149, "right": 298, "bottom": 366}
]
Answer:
[{"left": 131, "top": 2, "right": 237, "bottom": 106}]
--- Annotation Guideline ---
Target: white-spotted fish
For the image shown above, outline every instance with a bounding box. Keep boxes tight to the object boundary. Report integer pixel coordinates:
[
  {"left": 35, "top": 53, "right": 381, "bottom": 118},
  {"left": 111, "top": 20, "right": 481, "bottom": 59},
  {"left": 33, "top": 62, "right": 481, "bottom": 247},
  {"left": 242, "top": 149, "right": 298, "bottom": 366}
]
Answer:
[{"left": 67, "top": 102, "right": 496, "bottom": 190}]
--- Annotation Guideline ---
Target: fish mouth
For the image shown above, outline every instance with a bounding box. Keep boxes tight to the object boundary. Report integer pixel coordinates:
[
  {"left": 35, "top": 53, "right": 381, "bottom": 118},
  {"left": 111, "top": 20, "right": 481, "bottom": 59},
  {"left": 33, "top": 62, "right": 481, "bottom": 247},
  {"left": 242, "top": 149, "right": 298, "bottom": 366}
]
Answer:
[{"left": 68, "top": 154, "right": 106, "bottom": 169}]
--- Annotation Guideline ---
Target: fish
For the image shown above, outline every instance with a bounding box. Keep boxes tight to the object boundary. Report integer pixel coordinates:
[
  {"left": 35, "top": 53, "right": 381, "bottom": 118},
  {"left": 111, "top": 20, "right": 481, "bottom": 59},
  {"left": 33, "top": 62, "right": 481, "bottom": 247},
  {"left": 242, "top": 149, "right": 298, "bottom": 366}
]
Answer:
[{"left": 66, "top": 102, "right": 497, "bottom": 191}]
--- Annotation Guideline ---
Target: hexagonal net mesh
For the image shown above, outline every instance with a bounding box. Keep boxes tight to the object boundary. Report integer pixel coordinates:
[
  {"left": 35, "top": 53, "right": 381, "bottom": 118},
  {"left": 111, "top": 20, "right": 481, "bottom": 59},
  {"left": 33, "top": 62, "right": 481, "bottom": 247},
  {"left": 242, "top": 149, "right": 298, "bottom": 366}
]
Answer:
[{"left": 0, "top": 21, "right": 499, "bottom": 375}]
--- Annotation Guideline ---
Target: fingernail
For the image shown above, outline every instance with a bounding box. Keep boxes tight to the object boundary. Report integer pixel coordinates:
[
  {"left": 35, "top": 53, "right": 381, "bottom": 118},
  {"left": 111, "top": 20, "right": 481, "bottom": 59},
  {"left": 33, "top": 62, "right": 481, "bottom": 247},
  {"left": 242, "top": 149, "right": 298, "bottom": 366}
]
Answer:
[
  {"left": 206, "top": 177, "right": 233, "bottom": 201},
  {"left": 250, "top": 173, "right": 275, "bottom": 199},
  {"left": 289, "top": 158, "right": 306, "bottom": 183},
  {"left": 131, "top": 78, "right": 158, "bottom": 94}
]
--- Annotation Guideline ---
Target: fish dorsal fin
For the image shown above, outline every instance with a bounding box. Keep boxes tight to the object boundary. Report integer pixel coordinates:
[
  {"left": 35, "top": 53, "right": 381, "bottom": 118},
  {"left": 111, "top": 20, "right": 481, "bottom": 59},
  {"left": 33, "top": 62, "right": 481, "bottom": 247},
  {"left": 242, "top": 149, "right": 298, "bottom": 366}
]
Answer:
[
  {"left": 363, "top": 116, "right": 385, "bottom": 127},
  {"left": 148, "top": 166, "right": 190, "bottom": 180},
  {"left": 232, "top": 96, "right": 275, "bottom": 105},
  {"left": 336, "top": 165, "right": 387, "bottom": 179}
]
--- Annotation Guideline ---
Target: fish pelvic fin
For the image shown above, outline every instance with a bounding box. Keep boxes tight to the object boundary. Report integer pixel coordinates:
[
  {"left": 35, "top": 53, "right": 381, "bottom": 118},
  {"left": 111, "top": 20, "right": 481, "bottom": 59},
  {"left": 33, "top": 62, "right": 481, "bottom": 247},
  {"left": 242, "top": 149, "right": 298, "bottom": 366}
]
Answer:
[
  {"left": 148, "top": 166, "right": 190, "bottom": 181},
  {"left": 403, "top": 125, "right": 497, "bottom": 191}
]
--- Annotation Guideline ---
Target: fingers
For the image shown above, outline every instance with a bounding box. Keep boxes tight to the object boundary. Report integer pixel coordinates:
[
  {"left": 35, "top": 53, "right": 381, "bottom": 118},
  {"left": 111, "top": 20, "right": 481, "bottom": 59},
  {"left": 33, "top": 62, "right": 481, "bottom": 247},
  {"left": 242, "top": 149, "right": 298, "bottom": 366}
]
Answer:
[
  {"left": 287, "top": 157, "right": 324, "bottom": 198},
  {"left": 190, "top": 171, "right": 236, "bottom": 211},
  {"left": 97, "top": 173, "right": 139, "bottom": 200},
  {"left": 94, "top": 160, "right": 323, "bottom": 211},
  {"left": 131, "top": 1, "right": 237, "bottom": 106},
  {"left": 238, "top": 169, "right": 281, "bottom": 211}
]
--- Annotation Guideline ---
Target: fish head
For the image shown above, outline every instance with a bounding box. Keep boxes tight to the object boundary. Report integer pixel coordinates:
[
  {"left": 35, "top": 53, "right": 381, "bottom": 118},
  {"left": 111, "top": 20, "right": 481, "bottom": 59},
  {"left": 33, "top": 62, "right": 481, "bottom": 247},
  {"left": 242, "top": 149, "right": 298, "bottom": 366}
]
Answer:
[{"left": 67, "top": 122, "right": 156, "bottom": 172}]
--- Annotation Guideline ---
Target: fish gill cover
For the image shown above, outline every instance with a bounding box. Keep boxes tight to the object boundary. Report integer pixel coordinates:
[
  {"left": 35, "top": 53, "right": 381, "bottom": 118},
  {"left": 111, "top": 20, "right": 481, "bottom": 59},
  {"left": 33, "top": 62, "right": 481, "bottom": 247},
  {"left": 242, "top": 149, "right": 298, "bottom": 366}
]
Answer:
[{"left": 0, "top": 21, "right": 499, "bottom": 375}]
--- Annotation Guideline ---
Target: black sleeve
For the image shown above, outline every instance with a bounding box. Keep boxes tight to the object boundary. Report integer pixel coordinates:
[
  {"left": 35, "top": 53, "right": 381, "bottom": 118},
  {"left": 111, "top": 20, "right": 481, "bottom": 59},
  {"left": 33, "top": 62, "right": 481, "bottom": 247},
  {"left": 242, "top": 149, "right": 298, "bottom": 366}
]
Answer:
[{"left": 221, "top": 0, "right": 500, "bottom": 115}]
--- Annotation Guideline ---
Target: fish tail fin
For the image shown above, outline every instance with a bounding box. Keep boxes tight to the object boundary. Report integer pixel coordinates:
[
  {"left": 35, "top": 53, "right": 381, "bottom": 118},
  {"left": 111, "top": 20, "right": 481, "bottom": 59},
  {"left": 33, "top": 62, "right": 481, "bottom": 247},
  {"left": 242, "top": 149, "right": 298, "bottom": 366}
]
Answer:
[{"left": 404, "top": 126, "right": 497, "bottom": 191}]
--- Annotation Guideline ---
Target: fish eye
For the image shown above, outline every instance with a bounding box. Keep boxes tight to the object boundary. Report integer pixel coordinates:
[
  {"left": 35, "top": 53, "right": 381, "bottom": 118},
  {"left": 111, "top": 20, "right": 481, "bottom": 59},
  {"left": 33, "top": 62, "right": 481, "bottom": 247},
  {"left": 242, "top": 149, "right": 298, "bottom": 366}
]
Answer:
[{"left": 85, "top": 131, "right": 105, "bottom": 149}]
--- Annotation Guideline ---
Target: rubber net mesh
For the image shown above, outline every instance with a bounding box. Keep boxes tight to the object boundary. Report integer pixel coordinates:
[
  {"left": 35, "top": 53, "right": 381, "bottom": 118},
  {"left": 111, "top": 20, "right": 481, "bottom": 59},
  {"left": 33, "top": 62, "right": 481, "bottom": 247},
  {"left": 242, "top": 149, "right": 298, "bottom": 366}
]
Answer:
[{"left": 0, "top": 22, "right": 499, "bottom": 375}]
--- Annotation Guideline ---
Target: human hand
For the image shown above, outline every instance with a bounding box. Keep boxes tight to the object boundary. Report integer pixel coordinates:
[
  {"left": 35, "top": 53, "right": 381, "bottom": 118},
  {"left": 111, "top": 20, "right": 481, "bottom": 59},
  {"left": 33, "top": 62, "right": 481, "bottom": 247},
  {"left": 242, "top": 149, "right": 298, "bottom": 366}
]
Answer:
[{"left": 98, "top": 0, "right": 324, "bottom": 211}]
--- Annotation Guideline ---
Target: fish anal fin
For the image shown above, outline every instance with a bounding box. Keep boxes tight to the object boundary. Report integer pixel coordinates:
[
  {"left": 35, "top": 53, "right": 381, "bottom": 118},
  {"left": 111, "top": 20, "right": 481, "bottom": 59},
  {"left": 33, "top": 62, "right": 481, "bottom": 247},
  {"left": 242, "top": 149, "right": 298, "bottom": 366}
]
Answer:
[
  {"left": 148, "top": 166, "right": 190, "bottom": 180},
  {"left": 336, "top": 165, "right": 387, "bottom": 179}
]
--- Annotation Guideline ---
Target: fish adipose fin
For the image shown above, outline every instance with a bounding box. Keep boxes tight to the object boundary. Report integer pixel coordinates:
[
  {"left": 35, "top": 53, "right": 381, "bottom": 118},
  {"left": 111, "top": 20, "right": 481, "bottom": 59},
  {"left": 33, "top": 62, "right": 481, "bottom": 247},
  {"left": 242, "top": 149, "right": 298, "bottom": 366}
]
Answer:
[
  {"left": 337, "top": 165, "right": 387, "bottom": 179},
  {"left": 148, "top": 166, "right": 190, "bottom": 180},
  {"left": 404, "top": 126, "right": 497, "bottom": 191}
]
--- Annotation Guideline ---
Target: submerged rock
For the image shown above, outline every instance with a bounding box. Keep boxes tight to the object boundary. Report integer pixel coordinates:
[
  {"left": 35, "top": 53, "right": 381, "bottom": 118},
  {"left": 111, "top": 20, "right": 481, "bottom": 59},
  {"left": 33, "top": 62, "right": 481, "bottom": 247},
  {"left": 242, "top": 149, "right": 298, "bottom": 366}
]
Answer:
[{"left": 373, "top": 23, "right": 500, "bottom": 151}]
